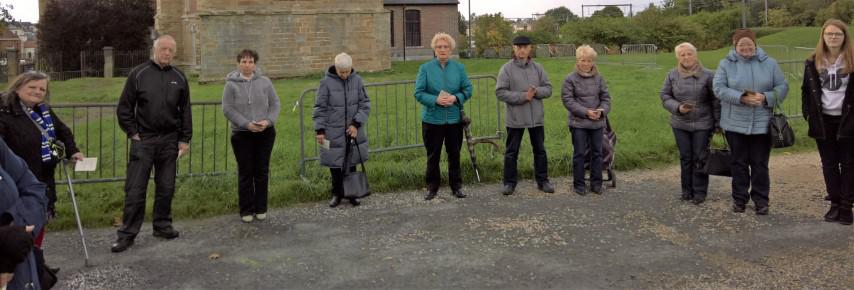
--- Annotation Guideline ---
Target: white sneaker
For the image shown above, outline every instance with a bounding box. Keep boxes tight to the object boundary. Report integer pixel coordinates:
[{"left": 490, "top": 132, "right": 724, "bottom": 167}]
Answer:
[
  {"left": 255, "top": 213, "right": 267, "bottom": 221},
  {"left": 241, "top": 215, "right": 254, "bottom": 223}
]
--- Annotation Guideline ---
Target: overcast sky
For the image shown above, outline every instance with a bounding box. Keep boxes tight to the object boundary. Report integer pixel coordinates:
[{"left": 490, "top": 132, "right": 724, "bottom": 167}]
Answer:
[{"left": 3, "top": 0, "right": 666, "bottom": 23}]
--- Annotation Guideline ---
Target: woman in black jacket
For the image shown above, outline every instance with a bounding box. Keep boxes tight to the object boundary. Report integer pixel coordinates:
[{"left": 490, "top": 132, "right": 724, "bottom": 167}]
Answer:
[
  {"left": 0, "top": 71, "right": 84, "bottom": 219},
  {"left": 802, "top": 19, "right": 854, "bottom": 225}
]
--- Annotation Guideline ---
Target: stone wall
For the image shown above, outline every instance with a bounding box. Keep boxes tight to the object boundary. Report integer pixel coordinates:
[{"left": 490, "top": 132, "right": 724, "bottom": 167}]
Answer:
[{"left": 156, "top": 0, "right": 391, "bottom": 82}]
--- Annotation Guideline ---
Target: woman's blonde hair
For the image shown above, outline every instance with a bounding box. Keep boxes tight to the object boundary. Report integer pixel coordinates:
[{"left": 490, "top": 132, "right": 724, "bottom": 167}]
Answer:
[
  {"left": 576, "top": 45, "right": 597, "bottom": 60},
  {"left": 2, "top": 71, "right": 50, "bottom": 106},
  {"left": 814, "top": 19, "right": 854, "bottom": 74},
  {"left": 674, "top": 42, "right": 697, "bottom": 57},
  {"left": 431, "top": 32, "right": 456, "bottom": 50}
]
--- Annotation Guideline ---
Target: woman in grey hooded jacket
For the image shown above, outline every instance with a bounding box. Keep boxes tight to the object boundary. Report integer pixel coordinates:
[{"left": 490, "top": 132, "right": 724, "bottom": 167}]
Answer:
[
  {"left": 222, "top": 49, "right": 281, "bottom": 223},
  {"left": 313, "top": 53, "right": 371, "bottom": 208}
]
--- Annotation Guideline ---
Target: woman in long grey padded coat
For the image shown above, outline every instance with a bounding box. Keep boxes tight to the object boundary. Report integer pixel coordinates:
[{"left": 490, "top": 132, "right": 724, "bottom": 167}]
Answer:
[{"left": 313, "top": 53, "right": 371, "bottom": 208}]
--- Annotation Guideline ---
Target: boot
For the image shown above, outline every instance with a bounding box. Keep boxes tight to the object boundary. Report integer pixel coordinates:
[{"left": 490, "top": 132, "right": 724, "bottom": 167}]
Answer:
[
  {"left": 329, "top": 195, "right": 342, "bottom": 208},
  {"left": 824, "top": 203, "right": 840, "bottom": 222},
  {"left": 838, "top": 207, "right": 853, "bottom": 225}
]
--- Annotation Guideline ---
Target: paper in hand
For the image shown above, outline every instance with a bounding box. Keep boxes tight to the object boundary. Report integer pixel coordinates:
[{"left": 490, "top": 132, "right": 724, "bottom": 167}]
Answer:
[
  {"left": 321, "top": 139, "right": 331, "bottom": 150},
  {"left": 75, "top": 157, "right": 98, "bottom": 172}
]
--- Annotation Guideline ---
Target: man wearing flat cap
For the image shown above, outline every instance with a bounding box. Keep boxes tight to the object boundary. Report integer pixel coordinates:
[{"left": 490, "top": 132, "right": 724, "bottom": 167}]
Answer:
[{"left": 495, "top": 35, "right": 554, "bottom": 195}]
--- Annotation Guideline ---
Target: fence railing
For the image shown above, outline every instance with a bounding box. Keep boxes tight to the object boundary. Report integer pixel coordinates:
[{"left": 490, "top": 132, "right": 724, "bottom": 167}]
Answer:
[
  {"left": 777, "top": 60, "right": 804, "bottom": 119},
  {"left": 52, "top": 101, "right": 233, "bottom": 184},
  {"left": 36, "top": 48, "right": 150, "bottom": 81},
  {"left": 295, "top": 75, "right": 502, "bottom": 179}
]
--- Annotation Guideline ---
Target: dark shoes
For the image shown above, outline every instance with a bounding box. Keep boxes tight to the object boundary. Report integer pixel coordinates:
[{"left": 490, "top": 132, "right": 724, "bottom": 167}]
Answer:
[
  {"left": 838, "top": 208, "right": 853, "bottom": 225},
  {"left": 153, "top": 227, "right": 180, "bottom": 239},
  {"left": 755, "top": 205, "right": 769, "bottom": 215},
  {"left": 424, "top": 190, "right": 438, "bottom": 200},
  {"left": 452, "top": 189, "right": 467, "bottom": 198},
  {"left": 501, "top": 185, "right": 515, "bottom": 196},
  {"left": 574, "top": 188, "right": 587, "bottom": 196},
  {"left": 825, "top": 204, "right": 840, "bottom": 222},
  {"left": 591, "top": 186, "right": 603, "bottom": 195},
  {"left": 680, "top": 193, "right": 694, "bottom": 201},
  {"left": 329, "top": 196, "right": 342, "bottom": 207},
  {"left": 538, "top": 182, "right": 555, "bottom": 193},
  {"left": 111, "top": 237, "right": 134, "bottom": 253},
  {"left": 732, "top": 203, "right": 746, "bottom": 213},
  {"left": 691, "top": 196, "right": 706, "bottom": 205},
  {"left": 348, "top": 198, "right": 360, "bottom": 206}
]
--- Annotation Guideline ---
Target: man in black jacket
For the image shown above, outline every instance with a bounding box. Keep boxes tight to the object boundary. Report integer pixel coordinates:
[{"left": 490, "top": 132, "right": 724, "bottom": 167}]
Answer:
[{"left": 112, "top": 35, "right": 192, "bottom": 253}]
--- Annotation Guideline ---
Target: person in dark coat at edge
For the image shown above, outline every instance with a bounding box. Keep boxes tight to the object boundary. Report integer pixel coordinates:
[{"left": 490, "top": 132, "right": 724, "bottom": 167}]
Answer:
[
  {"left": 495, "top": 35, "right": 555, "bottom": 195},
  {"left": 802, "top": 19, "right": 854, "bottom": 225},
  {"left": 0, "top": 136, "right": 48, "bottom": 290},
  {"left": 0, "top": 71, "right": 84, "bottom": 219},
  {"left": 313, "top": 52, "right": 371, "bottom": 208},
  {"left": 112, "top": 35, "right": 192, "bottom": 253}
]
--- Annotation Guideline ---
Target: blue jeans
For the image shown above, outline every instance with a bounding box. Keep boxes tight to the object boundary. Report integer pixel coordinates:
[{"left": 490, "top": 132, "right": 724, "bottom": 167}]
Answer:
[
  {"left": 672, "top": 128, "right": 712, "bottom": 198},
  {"left": 571, "top": 127, "right": 604, "bottom": 191}
]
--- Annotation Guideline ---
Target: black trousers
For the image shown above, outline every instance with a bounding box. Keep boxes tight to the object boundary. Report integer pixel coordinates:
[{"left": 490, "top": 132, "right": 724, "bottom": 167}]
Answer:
[
  {"left": 117, "top": 132, "right": 179, "bottom": 238},
  {"left": 816, "top": 115, "right": 854, "bottom": 209},
  {"left": 330, "top": 166, "right": 357, "bottom": 198},
  {"left": 725, "top": 131, "right": 771, "bottom": 207},
  {"left": 503, "top": 126, "right": 549, "bottom": 186},
  {"left": 36, "top": 164, "right": 57, "bottom": 213},
  {"left": 422, "top": 122, "right": 463, "bottom": 191},
  {"left": 672, "top": 128, "right": 712, "bottom": 198},
  {"left": 571, "top": 127, "right": 604, "bottom": 190},
  {"left": 231, "top": 127, "right": 276, "bottom": 216}
]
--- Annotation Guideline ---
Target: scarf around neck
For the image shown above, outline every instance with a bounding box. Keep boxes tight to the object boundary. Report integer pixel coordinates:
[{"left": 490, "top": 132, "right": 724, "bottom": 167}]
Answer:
[
  {"left": 677, "top": 61, "right": 704, "bottom": 78},
  {"left": 21, "top": 101, "right": 57, "bottom": 162},
  {"left": 575, "top": 64, "right": 598, "bottom": 77}
]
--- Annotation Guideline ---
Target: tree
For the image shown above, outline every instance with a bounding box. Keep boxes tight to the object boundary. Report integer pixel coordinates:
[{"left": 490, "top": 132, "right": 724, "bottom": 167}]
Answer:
[
  {"left": 472, "top": 13, "right": 513, "bottom": 54},
  {"left": 591, "top": 6, "right": 625, "bottom": 18},
  {"left": 38, "top": 0, "right": 154, "bottom": 73},
  {"left": 816, "top": 0, "right": 854, "bottom": 25},
  {"left": 662, "top": 0, "right": 727, "bottom": 15},
  {"left": 767, "top": 8, "right": 798, "bottom": 27},
  {"left": 0, "top": 4, "right": 14, "bottom": 28},
  {"left": 544, "top": 6, "right": 578, "bottom": 26},
  {"left": 458, "top": 11, "right": 467, "bottom": 36},
  {"left": 529, "top": 16, "right": 560, "bottom": 44}
]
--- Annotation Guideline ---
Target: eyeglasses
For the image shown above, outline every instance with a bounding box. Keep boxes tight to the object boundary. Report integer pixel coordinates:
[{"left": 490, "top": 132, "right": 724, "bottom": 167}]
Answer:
[
  {"left": 435, "top": 45, "right": 450, "bottom": 50},
  {"left": 825, "top": 32, "right": 845, "bottom": 38}
]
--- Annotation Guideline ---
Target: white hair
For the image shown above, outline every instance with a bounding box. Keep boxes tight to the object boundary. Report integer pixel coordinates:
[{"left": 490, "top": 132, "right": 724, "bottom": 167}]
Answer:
[
  {"left": 576, "top": 45, "right": 597, "bottom": 60},
  {"left": 153, "top": 35, "right": 176, "bottom": 50},
  {"left": 674, "top": 42, "right": 697, "bottom": 57},
  {"left": 334, "top": 52, "right": 352, "bottom": 70},
  {"left": 431, "top": 32, "right": 456, "bottom": 50}
]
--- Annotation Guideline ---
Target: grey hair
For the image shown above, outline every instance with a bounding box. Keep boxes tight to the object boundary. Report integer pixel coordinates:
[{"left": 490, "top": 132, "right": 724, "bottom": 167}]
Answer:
[
  {"left": 153, "top": 35, "right": 176, "bottom": 50},
  {"left": 674, "top": 42, "right": 697, "bottom": 57},
  {"left": 334, "top": 52, "right": 353, "bottom": 69}
]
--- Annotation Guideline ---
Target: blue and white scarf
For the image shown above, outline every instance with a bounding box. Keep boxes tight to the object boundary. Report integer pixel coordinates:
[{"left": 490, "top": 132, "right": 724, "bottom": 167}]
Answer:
[{"left": 23, "top": 102, "right": 57, "bottom": 162}]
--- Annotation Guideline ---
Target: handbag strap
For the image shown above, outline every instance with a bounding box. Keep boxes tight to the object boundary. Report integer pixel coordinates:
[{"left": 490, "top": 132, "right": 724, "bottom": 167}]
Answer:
[
  {"left": 345, "top": 137, "right": 367, "bottom": 174},
  {"left": 709, "top": 130, "right": 730, "bottom": 150}
]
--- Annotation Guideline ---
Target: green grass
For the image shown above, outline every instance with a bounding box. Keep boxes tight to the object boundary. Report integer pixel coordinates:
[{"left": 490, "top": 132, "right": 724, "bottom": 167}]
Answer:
[{"left": 14, "top": 27, "right": 823, "bottom": 231}]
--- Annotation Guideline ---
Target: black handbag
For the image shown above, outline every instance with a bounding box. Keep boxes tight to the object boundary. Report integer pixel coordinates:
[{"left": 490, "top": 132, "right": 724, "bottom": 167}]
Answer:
[
  {"left": 769, "top": 104, "right": 795, "bottom": 148},
  {"left": 343, "top": 138, "right": 371, "bottom": 199},
  {"left": 698, "top": 131, "right": 732, "bottom": 177}
]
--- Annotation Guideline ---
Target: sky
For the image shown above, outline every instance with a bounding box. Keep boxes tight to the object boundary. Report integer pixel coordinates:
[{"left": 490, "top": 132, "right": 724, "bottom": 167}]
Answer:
[{"left": 3, "top": 0, "right": 667, "bottom": 23}]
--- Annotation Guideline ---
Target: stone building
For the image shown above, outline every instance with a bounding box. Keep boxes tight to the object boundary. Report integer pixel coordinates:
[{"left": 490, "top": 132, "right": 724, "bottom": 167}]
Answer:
[
  {"left": 385, "top": 0, "right": 460, "bottom": 61},
  {"left": 156, "top": 0, "right": 391, "bottom": 82}
]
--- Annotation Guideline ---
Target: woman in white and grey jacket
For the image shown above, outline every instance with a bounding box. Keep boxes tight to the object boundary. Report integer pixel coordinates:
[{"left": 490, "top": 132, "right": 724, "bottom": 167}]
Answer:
[
  {"left": 222, "top": 49, "right": 281, "bottom": 223},
  {"left": 660, "top": 42, "right": 720, "bottom": 205},
  {"left": 562, "top": 45, "right": 611, "bottom": 195},
  {"left": 495, "top": 35, "right": 554, "bottom": 196}
]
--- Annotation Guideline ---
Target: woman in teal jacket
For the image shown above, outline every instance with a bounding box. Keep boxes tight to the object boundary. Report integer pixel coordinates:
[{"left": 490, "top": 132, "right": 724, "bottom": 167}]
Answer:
[
  {"left": 414, "top": 32, "right": 473, "bottom": 201},
  {"left": 713, "top": 29, "right": 789, "bottom": 215}
]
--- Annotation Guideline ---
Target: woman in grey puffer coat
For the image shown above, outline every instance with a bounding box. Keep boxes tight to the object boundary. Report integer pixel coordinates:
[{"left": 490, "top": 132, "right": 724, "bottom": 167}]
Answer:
[
  {"left": 660, "top": 42, "right": 720, "bottom": 205},
  {"left": 562, "top": 45, "right": 611, "bottom": 196},
  {"left": 313, "top": 53, "right": 371, "bottom": 208},
  {"left": 222, "top": 49, "right": 281, "bottom": 223}
]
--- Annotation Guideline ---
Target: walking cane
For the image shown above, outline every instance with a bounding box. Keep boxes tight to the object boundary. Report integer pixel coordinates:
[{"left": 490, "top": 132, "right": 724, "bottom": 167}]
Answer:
[
  {"left": 60, "top": 159, "right": 90, "bottom": 266},
  {"left": 461, "top": 110, "right": 482, "bottom": 182}
]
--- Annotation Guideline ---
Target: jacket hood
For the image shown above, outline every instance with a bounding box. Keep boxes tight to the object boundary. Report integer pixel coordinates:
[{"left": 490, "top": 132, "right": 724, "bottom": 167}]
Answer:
[
  {"left": 325, "top": 65, "right": 358, "bottom": 81},
  {"left": 726, "top": 47, "right": 769, "bottom": 62},
  {"left": 225, "top": 70, "right": 263, "bottom": 82}
]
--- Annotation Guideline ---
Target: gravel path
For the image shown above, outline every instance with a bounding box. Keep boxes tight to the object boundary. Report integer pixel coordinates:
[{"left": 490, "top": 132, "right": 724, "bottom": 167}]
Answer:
[{"left": 44, "top": 152, "right": 854, "bottom": 289}]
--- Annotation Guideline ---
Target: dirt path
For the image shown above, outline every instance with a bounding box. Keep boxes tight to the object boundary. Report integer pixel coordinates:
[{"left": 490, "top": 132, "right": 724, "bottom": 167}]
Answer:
[{"left": 45, "top": 152, "right": 854, "bottom": 289}]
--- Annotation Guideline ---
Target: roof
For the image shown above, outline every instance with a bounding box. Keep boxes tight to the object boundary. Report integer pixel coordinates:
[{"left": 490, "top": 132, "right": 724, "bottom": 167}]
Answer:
[{"left": 384, "top": 0, "right": 459, "bottom": 5}]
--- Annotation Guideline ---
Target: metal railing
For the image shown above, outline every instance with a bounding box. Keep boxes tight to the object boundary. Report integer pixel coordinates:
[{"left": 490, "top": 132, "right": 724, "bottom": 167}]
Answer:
[
  {"left": 52, "top": 101, "right": 234, "bottom": 184},
  {"left": 295, "top": 75, "right": 502, "bottom": 179},
  {"left": 777, "top": 60, "right": 804, "bottom": 119}
]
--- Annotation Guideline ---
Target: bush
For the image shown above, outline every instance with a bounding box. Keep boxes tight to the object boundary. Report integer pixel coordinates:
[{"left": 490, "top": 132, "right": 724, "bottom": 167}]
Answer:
[{"left": 815, "top": 0, "right": 854, "bottom": 25}]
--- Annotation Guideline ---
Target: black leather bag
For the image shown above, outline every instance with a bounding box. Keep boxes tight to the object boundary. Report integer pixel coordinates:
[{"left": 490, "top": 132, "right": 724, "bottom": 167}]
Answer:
[
  {"left": 769, "top": 107, "right": 795, "bottom": 148},
  {"left": 698, "top": 132, "right": 732, "bottom": 177},
  {"left": 343, "top": 138, "right": 371, "bottom": 199}
]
